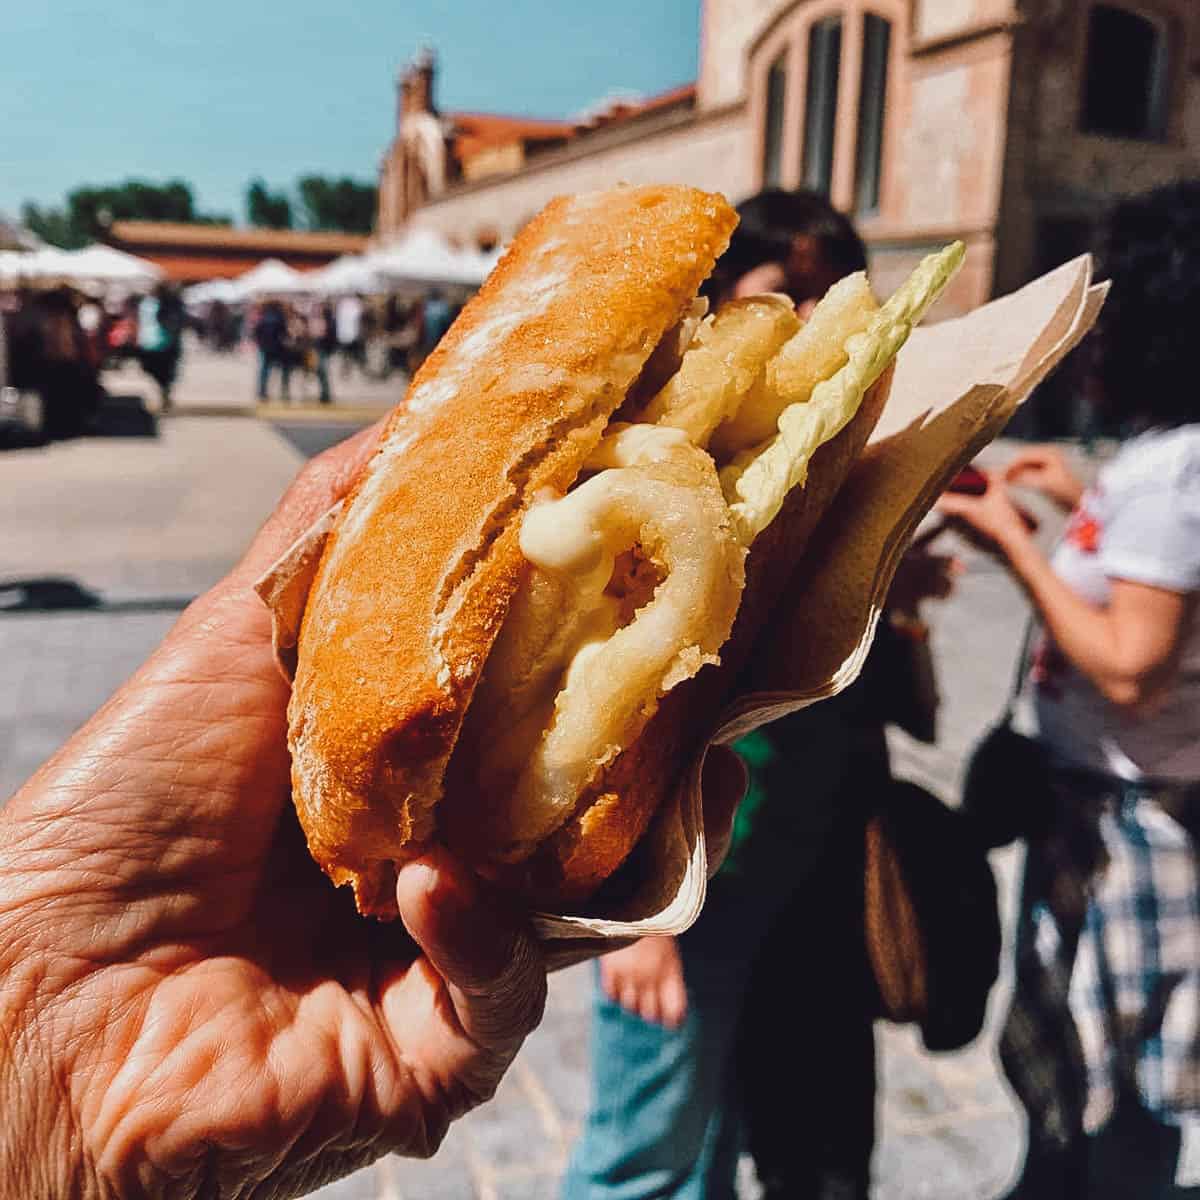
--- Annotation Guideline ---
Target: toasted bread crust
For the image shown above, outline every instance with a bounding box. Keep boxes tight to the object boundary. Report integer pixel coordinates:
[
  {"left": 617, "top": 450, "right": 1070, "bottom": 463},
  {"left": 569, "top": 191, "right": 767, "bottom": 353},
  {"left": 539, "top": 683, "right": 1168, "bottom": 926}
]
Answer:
[
  {"left": 289, "top": 186, "right": 736, "bottom": 914},
  {"left": 504, "top": 366, "right": 893, "bottom": 908}
]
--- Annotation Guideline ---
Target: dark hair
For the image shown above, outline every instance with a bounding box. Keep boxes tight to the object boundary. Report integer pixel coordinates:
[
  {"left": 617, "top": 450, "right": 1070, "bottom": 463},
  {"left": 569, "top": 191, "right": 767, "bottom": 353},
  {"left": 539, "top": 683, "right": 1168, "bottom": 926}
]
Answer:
[
  {"left": 1098, "top": 180, "right": 1200, "bottom": 430},
  {"left": 707, "top": 188, "right": 867, "bottom": 303}
]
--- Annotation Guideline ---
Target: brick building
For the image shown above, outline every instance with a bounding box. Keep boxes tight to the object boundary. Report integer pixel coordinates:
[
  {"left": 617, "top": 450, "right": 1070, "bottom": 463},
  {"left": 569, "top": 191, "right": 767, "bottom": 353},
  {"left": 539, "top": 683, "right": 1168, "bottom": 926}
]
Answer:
[{"left": 376, "top": 0, "right": 1199, "bottom": 321}]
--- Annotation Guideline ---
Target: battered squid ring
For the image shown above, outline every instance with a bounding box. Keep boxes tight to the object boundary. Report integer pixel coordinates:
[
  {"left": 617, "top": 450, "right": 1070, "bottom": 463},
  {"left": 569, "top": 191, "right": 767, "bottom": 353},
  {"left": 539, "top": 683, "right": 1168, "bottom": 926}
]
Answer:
[{"left": 464, "top": 430, "right": 745, "bottom": 862}]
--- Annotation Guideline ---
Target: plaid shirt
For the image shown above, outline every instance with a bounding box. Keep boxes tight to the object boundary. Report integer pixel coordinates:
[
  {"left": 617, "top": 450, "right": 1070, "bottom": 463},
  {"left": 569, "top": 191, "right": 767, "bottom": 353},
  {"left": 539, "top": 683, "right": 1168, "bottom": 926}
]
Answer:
[{"left": 1001, "top": 771, "right": 1200, "bottom": 1147}]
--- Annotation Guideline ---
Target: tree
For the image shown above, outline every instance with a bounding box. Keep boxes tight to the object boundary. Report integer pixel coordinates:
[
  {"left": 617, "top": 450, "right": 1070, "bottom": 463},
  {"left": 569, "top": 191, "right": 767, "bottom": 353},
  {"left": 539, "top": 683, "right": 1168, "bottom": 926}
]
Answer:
[
  {"left": 296, "top": 176, "right": 377, "bottom": 234},
  {"left": 20, "top": 179, "right": 229, "bottom": 248},
  {"left": 21, "top": 202, "right": 85, "bottom": 249},
  {"left": 246, "top": 180, "right": 293, "bottom": 230}
]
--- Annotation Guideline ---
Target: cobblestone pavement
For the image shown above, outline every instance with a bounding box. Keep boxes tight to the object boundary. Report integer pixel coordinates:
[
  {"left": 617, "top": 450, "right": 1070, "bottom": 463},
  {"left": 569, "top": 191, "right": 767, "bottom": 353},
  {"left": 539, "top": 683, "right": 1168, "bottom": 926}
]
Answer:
[{"left": 0, "top": 351, "right": 1143, "bottom": 1198}]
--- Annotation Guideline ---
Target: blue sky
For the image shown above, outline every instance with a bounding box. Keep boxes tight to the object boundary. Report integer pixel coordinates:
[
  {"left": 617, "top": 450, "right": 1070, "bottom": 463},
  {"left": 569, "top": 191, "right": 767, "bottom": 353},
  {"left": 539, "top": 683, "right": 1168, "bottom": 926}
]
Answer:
[{"left": 3, "top": 0, "right": 699, "bottom": 223}]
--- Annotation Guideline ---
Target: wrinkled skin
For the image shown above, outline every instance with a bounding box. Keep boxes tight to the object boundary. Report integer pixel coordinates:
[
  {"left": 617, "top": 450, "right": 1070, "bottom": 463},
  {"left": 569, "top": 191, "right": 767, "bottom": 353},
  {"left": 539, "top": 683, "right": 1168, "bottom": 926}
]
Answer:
[{"left": 0, "top": 427, "right": 548, "bottom": 1199}]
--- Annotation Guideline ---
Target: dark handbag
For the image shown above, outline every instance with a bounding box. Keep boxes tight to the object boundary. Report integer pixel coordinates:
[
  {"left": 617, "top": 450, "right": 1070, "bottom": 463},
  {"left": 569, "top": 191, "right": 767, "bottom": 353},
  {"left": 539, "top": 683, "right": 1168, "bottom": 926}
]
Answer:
[
  {"left": 961, "top": 623, "right": 1057, "bottom": 849},
  {"left": 865, "top": 780, "right": 1002, "bottom": 1051}
]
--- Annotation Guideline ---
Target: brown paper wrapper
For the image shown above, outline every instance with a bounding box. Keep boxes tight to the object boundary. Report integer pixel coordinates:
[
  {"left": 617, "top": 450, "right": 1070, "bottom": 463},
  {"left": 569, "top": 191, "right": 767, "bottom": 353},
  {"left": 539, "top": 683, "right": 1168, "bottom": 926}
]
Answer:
[{"left": 255, "top": 255, "right": 1105, "bottom": 941}]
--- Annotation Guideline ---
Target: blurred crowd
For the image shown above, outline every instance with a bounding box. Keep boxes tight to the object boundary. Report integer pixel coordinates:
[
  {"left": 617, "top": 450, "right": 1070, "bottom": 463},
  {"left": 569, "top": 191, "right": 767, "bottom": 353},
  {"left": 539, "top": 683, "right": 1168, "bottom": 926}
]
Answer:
[
  {"left": 0, "top": 280, "right": 464, "bottom": 439},
  {"left": 0, "top": 283, "right": 182, "bottom": 439},
  {"left": 242, "top": 289, "right": 460, "bottom": 405}
]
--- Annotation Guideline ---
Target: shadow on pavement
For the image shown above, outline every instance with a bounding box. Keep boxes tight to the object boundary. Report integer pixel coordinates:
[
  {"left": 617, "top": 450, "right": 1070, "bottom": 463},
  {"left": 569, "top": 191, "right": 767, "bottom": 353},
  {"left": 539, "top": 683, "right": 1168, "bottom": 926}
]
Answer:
[
  {"left": 87, "top": 394, "right": 158, "bottom": 439},
  {"left": 0, "top": 393, "right": 158, "bottom": 449},
  {"left": 0, "top": 577, "right": 192, "bottom": 615}
]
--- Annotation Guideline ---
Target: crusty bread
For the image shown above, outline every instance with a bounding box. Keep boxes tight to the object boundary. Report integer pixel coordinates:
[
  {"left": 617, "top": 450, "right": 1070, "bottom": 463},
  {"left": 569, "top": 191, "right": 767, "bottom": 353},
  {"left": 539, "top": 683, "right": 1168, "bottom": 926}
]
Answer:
[
  {"left": 289, "top": 185, "right": 737, "bottom": 916},
  {"left": 492, "top": 365, "right": 893, "bottom": 907}
]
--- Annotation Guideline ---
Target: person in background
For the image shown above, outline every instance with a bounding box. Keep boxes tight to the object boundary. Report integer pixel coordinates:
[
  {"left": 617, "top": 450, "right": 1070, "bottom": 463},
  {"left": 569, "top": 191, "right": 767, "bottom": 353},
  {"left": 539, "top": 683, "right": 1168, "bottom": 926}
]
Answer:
[
  {"left": 335, "top": 291, "right": 365, "bottom": 377},
  {"left": 253, "top": 298, "right": 290, "bottom": 404},
  {"left": 38, "top": 285, "right": 102, "bottom": 438},
  {"left": 137, "top": 283, "right": 184, "bottom": 411},
  {"left": 310, "top": 298, "right": 336, "bottom": 405},
  {"left": 562, "top": 190, "right": 957, "bottom": 1200},
  {"left": 284, "top": 303, "right": 312, "bottom": 406},
  {"left": 938, "top": 179, "right": 1200, "bottom": 1200},
  {"left": 421, "top": 287, "right": 454, "bottom": 356}
]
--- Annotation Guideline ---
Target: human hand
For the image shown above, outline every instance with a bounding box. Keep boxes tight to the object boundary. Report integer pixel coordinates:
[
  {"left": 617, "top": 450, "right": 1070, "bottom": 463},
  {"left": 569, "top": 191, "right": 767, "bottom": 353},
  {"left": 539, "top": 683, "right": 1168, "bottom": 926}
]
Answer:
[
  {"left": 936, "top": 472, "right": 1036, "bottom": 557},
  {"left": 1003, "top": 444, "right": 1084, "bottom": 511},
  {"left": 886, "top": 531, "right": 962, "bottom": 618},
  {"left": 0, "top": 425, "right": 547, "bottom": 1198},
  {"left": 599, "top": 936, "right": 689, "bottom": 1029}
]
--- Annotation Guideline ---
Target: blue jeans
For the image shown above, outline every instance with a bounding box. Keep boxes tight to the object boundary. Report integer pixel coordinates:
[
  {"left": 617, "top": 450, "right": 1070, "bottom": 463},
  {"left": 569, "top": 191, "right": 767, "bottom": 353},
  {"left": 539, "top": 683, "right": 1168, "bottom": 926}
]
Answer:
[
  {"left": 561, "top": 873, "right": 801, "bottom": 1200},
  {"left": 257, "top": 350, "right": 290, "bottom": 401}
]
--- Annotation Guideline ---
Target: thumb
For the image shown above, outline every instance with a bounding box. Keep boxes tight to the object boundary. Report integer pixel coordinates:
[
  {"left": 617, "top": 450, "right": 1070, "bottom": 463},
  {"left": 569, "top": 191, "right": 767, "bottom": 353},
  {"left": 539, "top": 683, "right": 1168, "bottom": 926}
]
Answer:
[{"left": 396, "top": 847, "right": 547, "bottom": 1053}]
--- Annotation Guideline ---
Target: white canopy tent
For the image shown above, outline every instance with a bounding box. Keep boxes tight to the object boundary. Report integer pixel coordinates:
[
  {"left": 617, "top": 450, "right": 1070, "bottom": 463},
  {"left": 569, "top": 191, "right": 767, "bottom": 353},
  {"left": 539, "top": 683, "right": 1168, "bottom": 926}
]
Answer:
[
  {"left": 228, "top": 258, "right": 312, "bottom": 300},
  {"left": 368, "top": 229, "right": 493, "bottom": 288},
  {"left": 0, "top": 246, "right": 76, "bottom": 283},
  {"left": 61, "top": 244, "right": 163, "bottom": 287},
  {"left": 183, "top": 278, "right": 241, "bottom": 306},
  {"left": 307, "top": 254, "right": 387, "bottom": 295},
  {"left": 0, "top": 243, "right": 162, "bottom": 289}
]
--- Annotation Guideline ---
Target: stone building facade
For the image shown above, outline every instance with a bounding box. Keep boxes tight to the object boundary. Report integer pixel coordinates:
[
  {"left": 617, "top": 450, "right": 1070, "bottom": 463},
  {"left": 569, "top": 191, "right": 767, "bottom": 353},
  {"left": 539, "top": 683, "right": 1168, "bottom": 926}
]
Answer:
[{"left": 377, "top": 0, "right": 1199, "bottom": 319}]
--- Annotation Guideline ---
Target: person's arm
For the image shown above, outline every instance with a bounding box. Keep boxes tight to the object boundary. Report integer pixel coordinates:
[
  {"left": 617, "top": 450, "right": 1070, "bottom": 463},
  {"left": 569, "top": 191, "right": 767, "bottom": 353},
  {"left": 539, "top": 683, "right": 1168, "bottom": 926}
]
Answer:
[
  {"left": 938, "top": 481, "right": 1193, "bottom": 712},
  {"left": 1002, "top": 536, "right": 1189, "bottom": 710}
]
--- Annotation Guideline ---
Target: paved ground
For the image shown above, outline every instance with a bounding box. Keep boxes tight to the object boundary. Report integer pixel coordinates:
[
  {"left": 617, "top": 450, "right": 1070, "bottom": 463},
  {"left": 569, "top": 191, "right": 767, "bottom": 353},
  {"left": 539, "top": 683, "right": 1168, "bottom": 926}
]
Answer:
[
  {"left": 105, "top": 333, "right": 405, "bottom": 418},
  {"left": 0, "top": 343, "right": 1171, "bottom": 1197}
]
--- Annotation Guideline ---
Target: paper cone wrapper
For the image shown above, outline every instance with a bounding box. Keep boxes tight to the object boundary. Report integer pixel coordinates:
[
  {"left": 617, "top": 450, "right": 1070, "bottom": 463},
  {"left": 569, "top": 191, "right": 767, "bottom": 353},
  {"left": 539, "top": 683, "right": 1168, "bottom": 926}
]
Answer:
[{"left": 256, "top": 255, "right": 1105, "bottom": 942}]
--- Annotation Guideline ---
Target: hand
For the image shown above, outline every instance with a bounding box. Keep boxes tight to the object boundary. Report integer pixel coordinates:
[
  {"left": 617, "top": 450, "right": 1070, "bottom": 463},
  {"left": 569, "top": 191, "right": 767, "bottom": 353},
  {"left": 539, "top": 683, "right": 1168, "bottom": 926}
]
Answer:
[
  {"left": 0, "top": 426, "right": 547, "bottom": 1198},
  {"left": 599, "top": 937, "right": 689, "bottom": 1029},
  {"left": 936, "top": 472, "right": 1036, "bottom": 558},
  {"left": 886, "top": 532, "right": 962, "bottom": 618},
  {"left": 1003, "top": 444, "right": 1084, "bottom": 511}
]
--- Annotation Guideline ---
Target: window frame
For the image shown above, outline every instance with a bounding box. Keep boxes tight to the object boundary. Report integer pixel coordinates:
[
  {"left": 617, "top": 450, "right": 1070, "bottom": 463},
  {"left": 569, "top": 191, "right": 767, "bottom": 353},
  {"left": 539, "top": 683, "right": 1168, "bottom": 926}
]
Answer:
[
  {"left": 748, "top": 0, "right": 904, "bottom": 220},
  {"left": 1080, "top": 1, "right": 1171, "bottom": 142},
  {"left": 1074, "top": 0, "right": 1183, "bottom": 145}
]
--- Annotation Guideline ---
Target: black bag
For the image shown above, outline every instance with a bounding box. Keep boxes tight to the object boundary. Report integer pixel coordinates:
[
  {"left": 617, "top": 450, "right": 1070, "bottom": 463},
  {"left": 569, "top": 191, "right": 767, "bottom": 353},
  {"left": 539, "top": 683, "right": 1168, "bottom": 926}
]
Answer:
[
  {"left": 865, "top": 780, "right": 1002, "bottom": 1051},
  {"left": 961, "top": 622, "right": 1057, "bottom": 849}
]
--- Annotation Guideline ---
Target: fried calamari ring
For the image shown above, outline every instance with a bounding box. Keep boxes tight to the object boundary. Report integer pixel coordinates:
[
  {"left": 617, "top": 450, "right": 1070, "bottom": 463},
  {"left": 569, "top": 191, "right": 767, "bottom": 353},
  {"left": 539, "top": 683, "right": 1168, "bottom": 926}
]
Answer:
[
  {"left": 637, "top": 295, "right": 799, "bottom": 448},
  {"left": 462, "top": 429, "right": 744, "bottom": 862}
]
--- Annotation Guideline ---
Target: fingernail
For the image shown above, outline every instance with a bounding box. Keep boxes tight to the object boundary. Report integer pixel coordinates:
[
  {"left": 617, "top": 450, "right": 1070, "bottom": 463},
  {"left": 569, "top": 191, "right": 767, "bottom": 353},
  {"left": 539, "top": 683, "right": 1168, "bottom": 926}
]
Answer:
[{"left": 397, "top": 848, "right": 477, "bottom": 916}]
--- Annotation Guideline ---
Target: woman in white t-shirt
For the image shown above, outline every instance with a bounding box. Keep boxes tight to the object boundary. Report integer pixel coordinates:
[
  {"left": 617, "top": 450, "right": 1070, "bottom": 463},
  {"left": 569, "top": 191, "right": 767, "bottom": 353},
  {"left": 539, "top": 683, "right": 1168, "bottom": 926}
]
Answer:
[{"left": 939, "top": 180, "right": 1200, "bottom": 1200}]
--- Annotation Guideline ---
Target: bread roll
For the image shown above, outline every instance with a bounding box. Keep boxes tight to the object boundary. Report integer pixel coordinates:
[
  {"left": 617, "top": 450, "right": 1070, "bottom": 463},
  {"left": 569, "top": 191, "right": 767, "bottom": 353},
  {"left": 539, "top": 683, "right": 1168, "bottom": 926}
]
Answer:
[
  {"left": 289, "top": 186, "right": 737, "bottom": 915},
  {"left": 286, "top": 182, "right": 960, "bottom": 917}
]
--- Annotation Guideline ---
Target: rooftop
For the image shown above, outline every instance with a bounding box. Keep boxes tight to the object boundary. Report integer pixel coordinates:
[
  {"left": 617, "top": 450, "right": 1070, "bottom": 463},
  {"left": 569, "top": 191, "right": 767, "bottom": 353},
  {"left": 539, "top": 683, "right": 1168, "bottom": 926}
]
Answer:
[
  {"left": 106, "top": 222, "right": 368, "bottom": 255},
  {"left": 446, "top": 82, "right": 697, "bottom": 168}
]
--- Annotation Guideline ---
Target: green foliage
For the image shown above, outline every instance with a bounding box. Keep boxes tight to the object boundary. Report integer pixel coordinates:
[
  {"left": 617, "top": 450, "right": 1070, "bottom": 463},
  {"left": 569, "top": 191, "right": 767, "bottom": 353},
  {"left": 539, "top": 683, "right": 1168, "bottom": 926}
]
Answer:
[
  {"left": 20, "top": 179, "right": 230, "bottom": 248},
  {"left": 246, "top": 179, "right": 293, "bottom": 230},
  {"left": 21, "top": 172, "right": 378, "bottom": 249},
  {"left": 296, "top": 176, "right": 377, "bottom": 234},
  {"left": 21, "top": 202, "right": 85, "bottom": 249}
]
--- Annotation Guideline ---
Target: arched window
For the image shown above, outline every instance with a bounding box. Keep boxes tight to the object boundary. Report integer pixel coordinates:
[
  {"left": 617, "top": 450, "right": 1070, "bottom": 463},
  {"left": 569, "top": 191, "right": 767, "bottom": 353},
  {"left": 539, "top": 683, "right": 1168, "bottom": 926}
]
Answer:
[
  {"left": 802, "top": 15, "right": 843, "bottom": 195},
  {"left": 1081, "top": 4, "right": 1169, "bottom": 140},
  {"left": 762, "top": 53, "right": 788, "bottom": 187},
  {"left": 854, "top": 13, "right": 891, "bottom": 214},
  {"left": 750, "top": 1, "right": 900, "bottom": 212}
]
